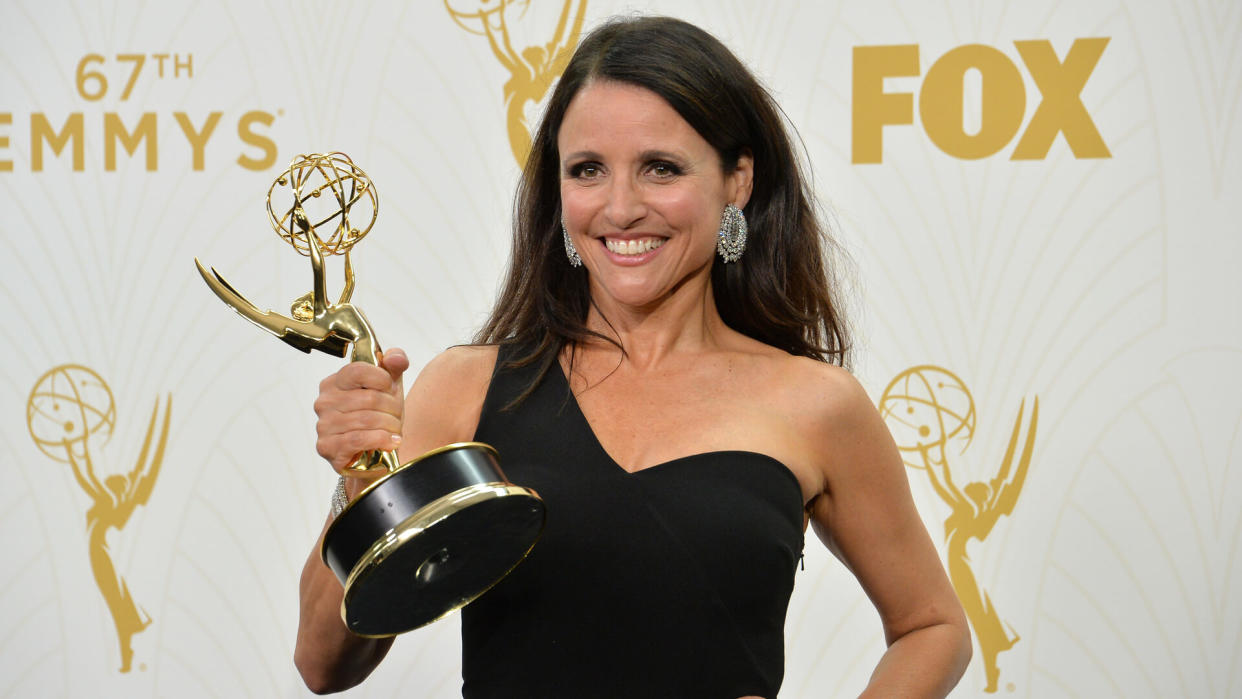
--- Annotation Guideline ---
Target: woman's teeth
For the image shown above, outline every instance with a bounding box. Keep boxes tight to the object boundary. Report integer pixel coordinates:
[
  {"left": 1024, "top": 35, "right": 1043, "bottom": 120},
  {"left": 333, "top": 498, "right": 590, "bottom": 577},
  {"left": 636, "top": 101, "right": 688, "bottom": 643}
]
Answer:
[{"left": 604, "top": 238, "right": 665, "bottom": 255}]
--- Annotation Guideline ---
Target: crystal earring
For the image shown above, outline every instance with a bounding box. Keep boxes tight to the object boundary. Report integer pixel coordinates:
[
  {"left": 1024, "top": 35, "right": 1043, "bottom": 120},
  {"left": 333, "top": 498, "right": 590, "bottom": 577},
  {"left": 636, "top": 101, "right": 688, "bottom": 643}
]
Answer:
[
  {"left": 562, "top": 221, "right": 582, "bottom": 267},
  {"left": 717, "top": 204, "right": 747, "bottom": 263}
]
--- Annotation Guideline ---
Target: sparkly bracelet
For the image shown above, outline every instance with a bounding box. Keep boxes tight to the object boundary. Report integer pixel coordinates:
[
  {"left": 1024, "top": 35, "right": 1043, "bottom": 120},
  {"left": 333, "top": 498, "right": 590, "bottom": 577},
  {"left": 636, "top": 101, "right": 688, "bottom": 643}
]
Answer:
[{"left": 330, "top": 474, "right": 349, "bottom": 519}]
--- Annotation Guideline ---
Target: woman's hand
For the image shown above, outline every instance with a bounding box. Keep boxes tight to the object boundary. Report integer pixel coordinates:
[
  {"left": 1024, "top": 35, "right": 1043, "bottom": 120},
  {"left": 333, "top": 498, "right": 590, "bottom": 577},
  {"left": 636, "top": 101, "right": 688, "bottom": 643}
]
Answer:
[{"left": 313, "top": 348, "right": 410, "bottom": 473}]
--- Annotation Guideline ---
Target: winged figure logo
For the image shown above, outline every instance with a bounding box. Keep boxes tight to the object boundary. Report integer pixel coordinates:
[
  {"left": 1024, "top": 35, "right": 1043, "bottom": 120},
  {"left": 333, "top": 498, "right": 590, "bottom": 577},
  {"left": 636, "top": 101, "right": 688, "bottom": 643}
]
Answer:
[
  {"left": 27, "top": 365, "right": 171, "bottom": 673},
  {"left": 446, "top": 0, "right": 588, "bottom": 165},
  {"left": 879, "top": 365, "right": 1038, "bottom": 693}
]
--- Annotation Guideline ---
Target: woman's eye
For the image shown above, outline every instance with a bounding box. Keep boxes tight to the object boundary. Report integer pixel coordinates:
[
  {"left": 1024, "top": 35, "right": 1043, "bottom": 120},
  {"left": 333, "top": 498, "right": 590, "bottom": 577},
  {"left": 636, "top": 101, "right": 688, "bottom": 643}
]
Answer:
[
  {"left": 648, "top": 161, "right": 680, "bottom": 178},
  {"left": 571, "top": 163, "right": 602, "bottom": 179}
]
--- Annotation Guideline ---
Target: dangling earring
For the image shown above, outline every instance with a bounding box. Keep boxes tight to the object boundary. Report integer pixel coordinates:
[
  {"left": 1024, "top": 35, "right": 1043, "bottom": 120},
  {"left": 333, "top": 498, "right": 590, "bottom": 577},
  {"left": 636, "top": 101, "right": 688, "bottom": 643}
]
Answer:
[
  {"left": 717, "top": 204, "right": 747, "bottom": 263},
  {"left": 562, "top": 221, "right": 582, "bottom": 267}
]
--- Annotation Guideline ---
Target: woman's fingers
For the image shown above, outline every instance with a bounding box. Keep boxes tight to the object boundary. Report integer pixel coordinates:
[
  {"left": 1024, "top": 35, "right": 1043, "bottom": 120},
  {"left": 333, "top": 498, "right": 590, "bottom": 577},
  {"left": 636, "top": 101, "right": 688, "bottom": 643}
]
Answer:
[
  {"left": 313, "top": 347, "right": 410, "bottom": 472},
  {"left": 330, "top": 361, "right": 399, "bottom": 393},
  {"left": 316, "top": 429, "right": 401, "bottom": 472},
  {"left": 381, "top": 347, "right": 409, "bottom": 384},
  {"left": 316, "top": 409, "right": 402, "bottom": 438},
  {"left": 314, "top": 385, "right": 403, "bottom": 417}
]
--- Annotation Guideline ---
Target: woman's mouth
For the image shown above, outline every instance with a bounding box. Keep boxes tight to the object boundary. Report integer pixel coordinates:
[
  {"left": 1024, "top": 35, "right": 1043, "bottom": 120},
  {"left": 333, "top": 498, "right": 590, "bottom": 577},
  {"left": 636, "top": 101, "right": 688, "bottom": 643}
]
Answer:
[{"left": 603, "top": 237, "right": 665, "bottom": 256}]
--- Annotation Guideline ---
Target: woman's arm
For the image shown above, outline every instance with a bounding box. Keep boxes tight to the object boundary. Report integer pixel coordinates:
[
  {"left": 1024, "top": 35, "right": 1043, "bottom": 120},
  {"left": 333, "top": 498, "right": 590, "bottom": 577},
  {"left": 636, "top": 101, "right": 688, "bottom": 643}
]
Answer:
[
  {"left": 806, "top": 367, "right": 972, "bottom": 698},
  {"left": 294, "top": 512, "right": 395, "bottom": 693},
  {"left": 293, "top": 345, "right": 497, "bottom": 693}
]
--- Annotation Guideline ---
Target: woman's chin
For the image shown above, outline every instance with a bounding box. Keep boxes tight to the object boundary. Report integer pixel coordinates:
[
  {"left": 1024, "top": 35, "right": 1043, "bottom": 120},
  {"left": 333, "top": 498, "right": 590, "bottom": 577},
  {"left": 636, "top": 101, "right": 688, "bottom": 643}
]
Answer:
[
  {"left": 591, "top": 272, "right": 707, "bottom": 312},
  {"left": 589, "top": 276, "right": 662, "bottom": 308}
]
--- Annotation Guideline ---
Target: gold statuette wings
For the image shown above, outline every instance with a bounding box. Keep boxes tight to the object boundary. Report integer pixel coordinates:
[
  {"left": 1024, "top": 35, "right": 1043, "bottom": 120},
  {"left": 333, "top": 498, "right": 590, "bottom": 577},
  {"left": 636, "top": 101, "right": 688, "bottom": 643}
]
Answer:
[{"left": 973, "top": 397, "right": 1038, "bottom": 539}]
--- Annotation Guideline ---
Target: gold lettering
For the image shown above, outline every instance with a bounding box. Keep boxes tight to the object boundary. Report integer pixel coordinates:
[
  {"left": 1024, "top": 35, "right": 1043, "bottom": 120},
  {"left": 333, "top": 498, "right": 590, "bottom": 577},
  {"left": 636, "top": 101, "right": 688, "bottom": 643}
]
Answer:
[
  {"left": 116, "top": 54, "right": 145, "bottom": 101},
  {"left": 104, "top": 113, "right": 158, "bottom": 171},
  {"left": 174, "top": 112, "right": 222, "bottom": 170},
  {"left": 76, "top": 54, "right": 108, "bottom": 101},
  {"left": 852, "top": 45, "right": 919, "bottom": 164},
  {"left": 31, "top": 112, "right": 85, "bottom": 171},
  {"left": 0, "top": 113, "right": 11, "bottom": 172},
  {"left": 237, "top": 110, "right": 277, "bottom": 170},
  {"left": 920, "top": 45, "right": 1025, "bottom": 160},
  {"left": 1011, "top": 38, "right": 1110, "bottom": 160},
  {"left": 174, "top": 54, "right": 193, "bottom": 79},
  {"left": 151, "top": 53, "right": 169, "bottom": 77}
]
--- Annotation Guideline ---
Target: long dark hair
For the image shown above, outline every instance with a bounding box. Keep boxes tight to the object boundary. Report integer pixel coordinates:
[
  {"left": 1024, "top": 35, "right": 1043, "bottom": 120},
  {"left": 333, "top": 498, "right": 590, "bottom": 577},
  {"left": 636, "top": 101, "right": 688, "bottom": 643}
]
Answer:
[{"left": 474, "top": 15, "right": 851, "bottom": 401}]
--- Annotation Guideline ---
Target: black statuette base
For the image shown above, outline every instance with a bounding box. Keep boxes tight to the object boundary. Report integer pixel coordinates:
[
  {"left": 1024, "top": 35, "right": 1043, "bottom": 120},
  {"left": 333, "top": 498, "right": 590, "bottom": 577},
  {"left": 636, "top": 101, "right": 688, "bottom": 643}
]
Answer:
[{"left": 321, "top": 443, "right": 545, "bottom": 636}]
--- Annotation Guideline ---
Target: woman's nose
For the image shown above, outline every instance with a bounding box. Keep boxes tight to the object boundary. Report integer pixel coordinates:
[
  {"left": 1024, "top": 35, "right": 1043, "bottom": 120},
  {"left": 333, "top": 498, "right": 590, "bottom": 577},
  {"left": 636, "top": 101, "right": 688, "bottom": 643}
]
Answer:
[{"left": 602, "top": 178, "right": 647, "bottom": 229}]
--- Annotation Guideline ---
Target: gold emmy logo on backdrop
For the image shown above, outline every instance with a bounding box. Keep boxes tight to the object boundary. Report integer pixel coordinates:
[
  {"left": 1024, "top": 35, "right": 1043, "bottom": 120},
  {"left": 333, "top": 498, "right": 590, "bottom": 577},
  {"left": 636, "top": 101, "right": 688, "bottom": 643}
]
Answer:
[
  {"left": 445, "top": 0, "right": 587, "bottom": 165},
  {"left": 878, "top": 366, "right": 1037, "bottom": 693},
  {"left": 26, "top": 365, "right": 171, "bottom": 673}
]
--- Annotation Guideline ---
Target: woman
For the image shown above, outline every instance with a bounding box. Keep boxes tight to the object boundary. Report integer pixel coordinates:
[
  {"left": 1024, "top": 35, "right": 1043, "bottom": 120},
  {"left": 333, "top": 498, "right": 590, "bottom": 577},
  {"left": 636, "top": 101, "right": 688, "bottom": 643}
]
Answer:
[{"left": 295, "top": 16, "right": 971, "bottom": 698}]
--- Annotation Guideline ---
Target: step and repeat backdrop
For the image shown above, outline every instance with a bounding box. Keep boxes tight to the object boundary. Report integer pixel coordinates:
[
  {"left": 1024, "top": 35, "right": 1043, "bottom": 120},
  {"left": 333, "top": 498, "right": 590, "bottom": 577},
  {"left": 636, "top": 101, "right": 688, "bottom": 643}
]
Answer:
[{"left": 2, "top": 1, "right": 1238, "bottom": 697}]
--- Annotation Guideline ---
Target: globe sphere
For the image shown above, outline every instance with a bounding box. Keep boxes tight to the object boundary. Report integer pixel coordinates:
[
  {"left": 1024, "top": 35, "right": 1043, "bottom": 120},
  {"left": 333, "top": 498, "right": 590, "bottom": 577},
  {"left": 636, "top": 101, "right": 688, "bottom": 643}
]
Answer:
[
  {"left": 27, "top": 364, "right": 116, "bottom": 463},
  {"left": 878, "top": 365, "right": 975, "bottom": 465},
  {"left": 266, "top": 152, "right": 378, "bottom": 257}
]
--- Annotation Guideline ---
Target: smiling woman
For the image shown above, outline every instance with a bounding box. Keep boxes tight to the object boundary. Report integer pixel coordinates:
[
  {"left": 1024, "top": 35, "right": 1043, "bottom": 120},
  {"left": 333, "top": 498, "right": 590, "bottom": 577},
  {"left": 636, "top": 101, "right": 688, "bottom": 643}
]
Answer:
[
  {"left": 294, "top": 15, "right": 972, "bottom": 699},
  {"left": 484, "top": 15, "right": 852, "bottom": 398},
  {"left": 558, "top": 80, "right": 752, "bottom": 312}
]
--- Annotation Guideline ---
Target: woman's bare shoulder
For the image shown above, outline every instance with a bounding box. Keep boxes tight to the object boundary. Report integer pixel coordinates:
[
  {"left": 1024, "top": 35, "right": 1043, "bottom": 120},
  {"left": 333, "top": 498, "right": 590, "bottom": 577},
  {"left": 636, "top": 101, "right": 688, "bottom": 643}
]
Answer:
[
  {"left": 792, "top": 357, "right": 868, "bottom": 415},
  {"left": 754, "top": 349, "right": 866, "bottom": 415},
  {"left": 724, "top": 331, "right": 866, "bottom": 418},
  {"left": 416, "top": 344, "right": 500, "bottom": 382},
  {"left": 763, "top": 354, "right": 882, "bottom": 470},
  {"left": 400, "top": 344, "right": 500, "bottom": 453}
]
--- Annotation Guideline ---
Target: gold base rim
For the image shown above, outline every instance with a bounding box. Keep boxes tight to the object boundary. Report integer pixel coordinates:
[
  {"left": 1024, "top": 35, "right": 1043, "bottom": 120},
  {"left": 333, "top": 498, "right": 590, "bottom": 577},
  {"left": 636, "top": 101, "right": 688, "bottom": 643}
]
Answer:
[{"left": 338, "top": 480, "right": 541, "bottom": 637}]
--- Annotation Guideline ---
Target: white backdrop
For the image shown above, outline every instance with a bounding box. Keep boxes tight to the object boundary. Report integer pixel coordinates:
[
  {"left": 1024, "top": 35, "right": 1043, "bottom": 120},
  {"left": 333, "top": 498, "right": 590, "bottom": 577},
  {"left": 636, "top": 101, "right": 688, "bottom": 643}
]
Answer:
[{"left": 2, "top": 1, "right": 1239, "bottom": 697}]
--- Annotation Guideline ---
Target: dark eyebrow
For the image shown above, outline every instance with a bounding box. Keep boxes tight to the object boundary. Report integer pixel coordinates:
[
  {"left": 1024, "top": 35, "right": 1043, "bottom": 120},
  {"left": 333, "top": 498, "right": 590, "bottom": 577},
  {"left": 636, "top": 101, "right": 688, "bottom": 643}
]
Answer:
[
  {"left": 561, "top": 150, "right": 602, "bottom": 165},
  {"left": 637, "top": 149, "right": 686, "bottom": 162},
  {"left": 561, "top": 149, "right": 688, "bottom": 166}
]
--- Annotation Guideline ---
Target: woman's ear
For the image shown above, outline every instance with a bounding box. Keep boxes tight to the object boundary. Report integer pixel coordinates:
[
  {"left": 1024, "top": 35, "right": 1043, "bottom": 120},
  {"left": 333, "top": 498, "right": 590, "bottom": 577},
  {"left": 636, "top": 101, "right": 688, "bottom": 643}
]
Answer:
[{"left": 729, "top": 149, "right": 754, "bottom": 209}]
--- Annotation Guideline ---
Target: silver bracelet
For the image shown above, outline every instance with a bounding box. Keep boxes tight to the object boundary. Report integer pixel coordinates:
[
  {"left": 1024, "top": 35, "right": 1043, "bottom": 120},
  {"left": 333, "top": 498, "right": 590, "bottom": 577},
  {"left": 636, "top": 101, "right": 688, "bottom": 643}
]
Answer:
[{"left": 330, "top": 474, "right": 349, "bottom": 519}]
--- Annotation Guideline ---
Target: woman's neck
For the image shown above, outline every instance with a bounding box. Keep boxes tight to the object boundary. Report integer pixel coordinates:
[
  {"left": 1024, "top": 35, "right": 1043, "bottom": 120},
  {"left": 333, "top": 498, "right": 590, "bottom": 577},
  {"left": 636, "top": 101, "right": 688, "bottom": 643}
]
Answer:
[{"left": 581, "top": 272, "right": 730, "bottom": 369}]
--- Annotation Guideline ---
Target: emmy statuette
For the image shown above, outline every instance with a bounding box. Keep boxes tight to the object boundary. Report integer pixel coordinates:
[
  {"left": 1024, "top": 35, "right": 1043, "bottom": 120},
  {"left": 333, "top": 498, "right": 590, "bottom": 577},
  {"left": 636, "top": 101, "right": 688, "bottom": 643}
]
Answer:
[{"left": 195, "top": 152, "right": 545, "bottom": 636}]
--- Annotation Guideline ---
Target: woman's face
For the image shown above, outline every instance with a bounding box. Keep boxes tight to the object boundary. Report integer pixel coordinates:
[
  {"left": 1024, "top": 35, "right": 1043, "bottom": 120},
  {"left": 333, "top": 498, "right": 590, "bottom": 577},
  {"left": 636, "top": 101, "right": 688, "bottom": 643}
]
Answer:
[{"left": 558, "top": 80, "right": 752, "bottom": 311}]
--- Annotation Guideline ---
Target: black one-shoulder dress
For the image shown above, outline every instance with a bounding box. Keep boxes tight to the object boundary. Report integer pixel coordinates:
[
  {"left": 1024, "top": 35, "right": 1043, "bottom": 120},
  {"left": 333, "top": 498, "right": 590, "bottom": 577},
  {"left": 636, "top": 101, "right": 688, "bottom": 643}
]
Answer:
[{"left": 462, "top": 343, "right": 805, "bottom": 699}]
